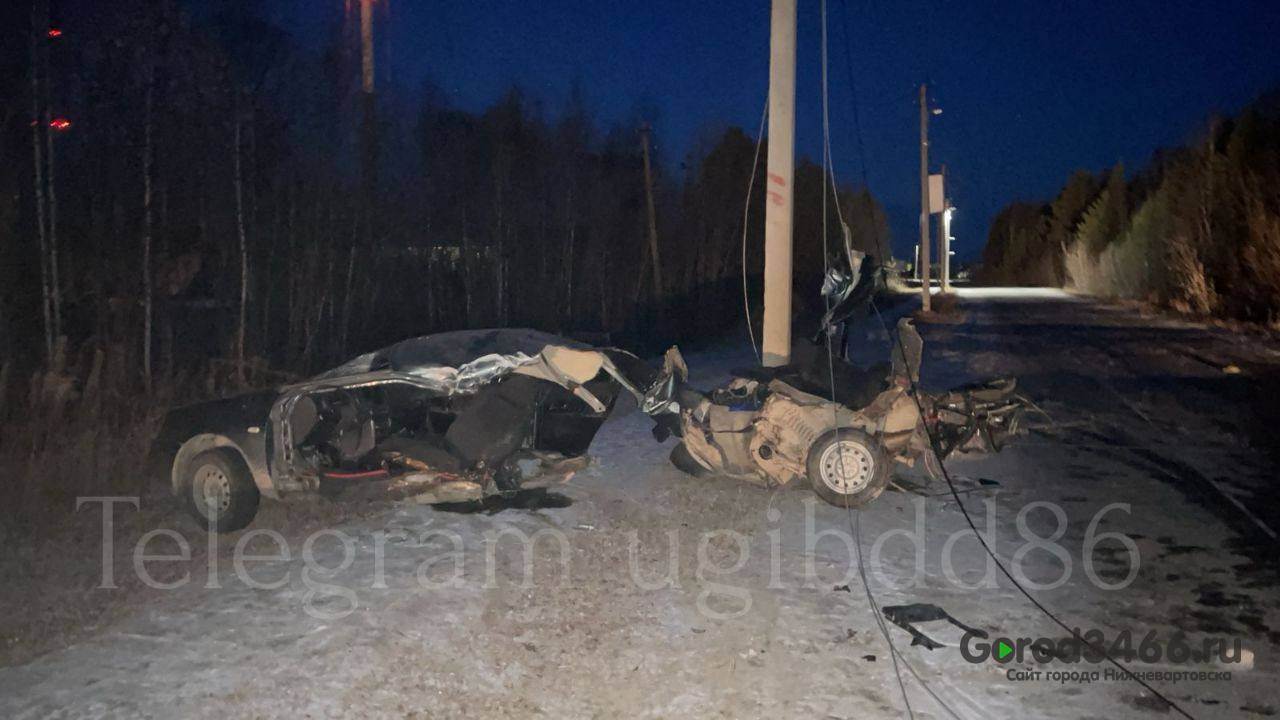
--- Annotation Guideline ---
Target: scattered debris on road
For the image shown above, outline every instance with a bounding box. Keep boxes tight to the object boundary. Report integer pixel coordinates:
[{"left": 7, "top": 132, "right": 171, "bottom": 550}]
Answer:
[{"left": 882, "top": 603, "right": 989, "bottom": 650}]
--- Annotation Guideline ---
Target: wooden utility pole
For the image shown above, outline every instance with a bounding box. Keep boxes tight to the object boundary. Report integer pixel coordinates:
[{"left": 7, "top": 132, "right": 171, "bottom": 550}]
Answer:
[
  {"left": 640, "top": 124, "right": 662, "bottom": 300},
  {"left": 361, "top": 0, "right": 375, "bottom": 95},
  {"left": 359, "top": 0, "right": 378, "bottom": 233},
  {"left": 918, "top": 83, "right": 931, "bottom": 311},
  {"left": 343, "top": 0, "right": 377, "bottom": 357},
  {"left": 762, "top": 0, "right": 796, "bottom": 367}
]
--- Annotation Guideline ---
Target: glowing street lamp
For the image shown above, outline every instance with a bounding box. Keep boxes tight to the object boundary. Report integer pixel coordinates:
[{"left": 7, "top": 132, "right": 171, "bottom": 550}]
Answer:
[{"left": 941, "top": 205, "right": 956, "bottom": 290}]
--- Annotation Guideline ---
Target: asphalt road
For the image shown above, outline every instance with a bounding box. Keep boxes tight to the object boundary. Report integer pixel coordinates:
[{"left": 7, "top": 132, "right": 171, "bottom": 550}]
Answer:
[{"left": 2, "top": 289, "right": 1277, "bottom": 719}]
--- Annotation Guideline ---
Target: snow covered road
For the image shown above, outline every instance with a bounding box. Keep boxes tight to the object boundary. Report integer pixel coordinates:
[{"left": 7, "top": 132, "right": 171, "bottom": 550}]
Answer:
[{"left": 2, "top": 289, "right": 1278, "bottom": 719}]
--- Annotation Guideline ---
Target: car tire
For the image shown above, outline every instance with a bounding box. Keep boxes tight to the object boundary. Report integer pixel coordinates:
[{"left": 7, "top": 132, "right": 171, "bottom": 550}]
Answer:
[
  {"left": 806, "top": 428, "right": 889, "bottom": 508},
  {"left": 180, "top": 448, "right": 260, "bottom": 532},
  {"left": 669, "top": 442, "right": 711, "bottom": 477}
]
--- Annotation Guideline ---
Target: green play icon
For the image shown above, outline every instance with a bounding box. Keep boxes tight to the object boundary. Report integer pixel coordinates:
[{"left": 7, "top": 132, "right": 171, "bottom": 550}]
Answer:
[{"left": 997, "top": 641, "right": 1013, "bottom": 660}]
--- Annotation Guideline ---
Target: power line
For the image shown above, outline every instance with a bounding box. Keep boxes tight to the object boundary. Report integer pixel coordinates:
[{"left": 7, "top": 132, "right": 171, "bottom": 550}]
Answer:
[
  {"left": 741, "top": 95, "right": 769, "bottom": 364},
  {"left": 832, "top": 1, "right": 1197, "bottom": 715},
  {"left": 820, "top": 1, "right": 922, "bottom": 717},
  {"left": 868, "top": 301, "right": 1199, "bottom": 720}
]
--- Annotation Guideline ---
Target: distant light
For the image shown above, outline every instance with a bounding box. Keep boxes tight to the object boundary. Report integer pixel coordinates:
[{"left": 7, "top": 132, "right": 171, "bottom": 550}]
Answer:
[
  {"left": 50, "top": 118, "right": 72, "bottom": 130},
  {"left": 931, "top": 108, "right": 943, "bottom": 115},
  {"left": 47, "top": 28, "right": 63, "bottom": 38}
]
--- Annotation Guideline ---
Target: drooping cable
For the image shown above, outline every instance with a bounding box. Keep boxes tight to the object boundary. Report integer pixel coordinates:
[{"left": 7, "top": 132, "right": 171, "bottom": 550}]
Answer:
[
  {"left": 742, "top": 96, "right": 769, "bottom": 364},
  {"left": 819, "top": 1, "right": 920, "bottom": 716},
  {"left": 832, "top": 1, "right": 1196, "bottom": 715}
]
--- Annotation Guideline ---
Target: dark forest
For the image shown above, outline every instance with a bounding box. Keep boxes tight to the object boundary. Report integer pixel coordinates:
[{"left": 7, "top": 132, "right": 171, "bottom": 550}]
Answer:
[
  {"left": 978, "top": 96, "right": 1280, "bottom": 322},
  {"left": 0, "top": 0, "right": 889, "bottom": 508}
]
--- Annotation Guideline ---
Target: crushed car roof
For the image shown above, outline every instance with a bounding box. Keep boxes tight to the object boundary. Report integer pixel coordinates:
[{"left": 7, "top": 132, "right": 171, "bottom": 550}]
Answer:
[{"left": 313, "top": 329, "right": 589, "bottom": 380}]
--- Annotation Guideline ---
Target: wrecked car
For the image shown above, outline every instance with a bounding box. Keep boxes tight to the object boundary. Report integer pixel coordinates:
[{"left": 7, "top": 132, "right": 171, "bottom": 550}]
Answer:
[
  {"left": 151, "top": 329, "right": 656, "bottom": 531},
  {"left": 643, "top": 324, "right": 1024, "bottom": 507},
  {"left": 640, "top": 246, "right": 1025, "bottom": 507}
]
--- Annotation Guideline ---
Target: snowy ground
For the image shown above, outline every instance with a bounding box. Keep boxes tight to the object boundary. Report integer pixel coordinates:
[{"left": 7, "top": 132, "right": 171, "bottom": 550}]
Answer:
[{"left": 2, "top": 288, "right": 1278, "bottom": 719}]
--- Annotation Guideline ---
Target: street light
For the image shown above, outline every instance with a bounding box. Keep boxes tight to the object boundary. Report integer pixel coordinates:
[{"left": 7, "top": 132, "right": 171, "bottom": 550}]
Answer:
[{"left": 941, "top": 205, "right": 955, "bottom": 291}]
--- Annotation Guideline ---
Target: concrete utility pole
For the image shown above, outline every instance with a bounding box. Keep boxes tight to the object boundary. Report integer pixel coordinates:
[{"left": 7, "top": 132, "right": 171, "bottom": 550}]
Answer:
[
  {"left": 762, "top": 0, "right": 797, "bottom": 367},
  {"left": 918, "top": 83, "right": 931, "bottom": 312}
]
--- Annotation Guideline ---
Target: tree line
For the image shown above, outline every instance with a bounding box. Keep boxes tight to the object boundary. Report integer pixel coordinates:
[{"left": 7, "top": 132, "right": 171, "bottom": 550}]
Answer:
[
  {"left": 979, "top": 95, "right": 1280, "bottom": 323},
  {"left": 0, "top": 0, "right": 892, "bottom": 508},
  {"left": 0, "top": 0, "right": 891, "bottom": 396}
]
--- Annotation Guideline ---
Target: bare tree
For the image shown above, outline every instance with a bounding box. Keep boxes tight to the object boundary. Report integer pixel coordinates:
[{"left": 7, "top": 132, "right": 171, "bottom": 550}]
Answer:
[
  {"left": 564, "top": 192, "right": 576, "bottom": 320},
  {"left": 141, "top": 81, "right": 155, "bottom": 393},
  {"left": 29, "top": 1, "right": 52, "bottom": 362},
  {"left": 233, "top": 114, "right": 248, "bottom": 386},
  {"left": 640, "top": 124, "right": 662, "bottom": 300},
  {"left": 42, "top": 12, "right": 61, "bottom": 350}
]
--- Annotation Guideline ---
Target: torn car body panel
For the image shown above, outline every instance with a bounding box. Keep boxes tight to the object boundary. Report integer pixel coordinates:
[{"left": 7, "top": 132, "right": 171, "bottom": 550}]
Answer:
[
  {"left": 634, "top": 237, "right": 1028, "bottom": 507},
  {"left": 154, "top": 329, "right": 655, "bottom": 530},
  {"left": 267, "top": 334, "right": 644, "bottom": 499},
  {"left": 643, "top": 319, "right": 1026, "bottom": 507}
]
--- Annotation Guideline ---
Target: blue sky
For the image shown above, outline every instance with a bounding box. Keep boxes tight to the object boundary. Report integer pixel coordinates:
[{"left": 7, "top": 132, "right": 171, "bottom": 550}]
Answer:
[{"left": 268, "top": 0, "right": 1280, "bottom": 261}]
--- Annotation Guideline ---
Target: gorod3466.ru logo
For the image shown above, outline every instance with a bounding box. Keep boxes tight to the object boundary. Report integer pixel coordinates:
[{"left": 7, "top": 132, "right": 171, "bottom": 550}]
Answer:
[{"left": 960, "top": 629, "right": 1242, "bottom": 665}]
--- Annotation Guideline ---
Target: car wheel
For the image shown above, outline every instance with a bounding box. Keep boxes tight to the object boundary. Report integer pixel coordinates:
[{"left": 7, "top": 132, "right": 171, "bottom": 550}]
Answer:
[
  {"left": 180, "top": 448, "right": 260, "bottom": 532},
  {"left": 806, "top": 428, "right": 889, "bottom": 507},
  {"left": 669, "top": 442, "right": 711, "bottom": 477}
]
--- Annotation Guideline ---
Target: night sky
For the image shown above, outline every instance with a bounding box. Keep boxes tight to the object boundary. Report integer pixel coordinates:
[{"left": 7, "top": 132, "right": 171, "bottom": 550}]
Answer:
[{"left": 271, "top": 0, "right": 1280, "bottom": 262}]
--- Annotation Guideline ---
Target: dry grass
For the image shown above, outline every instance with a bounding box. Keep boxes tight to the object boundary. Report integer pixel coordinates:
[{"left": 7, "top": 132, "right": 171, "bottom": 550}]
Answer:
[
  {"left": 1243, "top": 198, "right": 1280, "bottom": 322},
  {"left": 1064, "top": 230, "right": 1220, "bottom": 319},
  {"left": 1062, "top": 241, "right": 1101, "bottom": 296},
  {"left": 1063, "top": 239, "right": 1146, "bottom": 299},
  {"left": 0, "top": 341, "right": 298, "bottom": 520},
  {"left": 1, "top": 342, "right": 162, "bottom": 517},
  {"left": 1166, "top": 235, "right": 1218, "bottom": 316},
  {"left": 0, "top": 346, "right": 183, "bottom": 664},
  {"left": 0, "top": 342, "right": 335, "bottom": 667}
]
